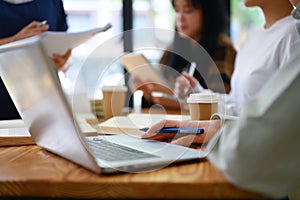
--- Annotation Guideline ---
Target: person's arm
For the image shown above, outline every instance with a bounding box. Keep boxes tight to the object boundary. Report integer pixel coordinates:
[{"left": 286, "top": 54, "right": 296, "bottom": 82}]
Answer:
[
  {"left": 174, "top": 71, "right": 207, "bottom": 99},
  {"left": 0, "top": 21, "right": 49, "bottom": 45},
  {"left": 172, "top": 72, "right": 241, "bottom": 116},
  {"left": 0, "top": 37, "right": 15, "bottom": 45},
  {"left": 141, "top": 119, "right": 221, "bottom": 146},
  {"left": 208, "top": 57, "right": 300, "bottom": 198}
]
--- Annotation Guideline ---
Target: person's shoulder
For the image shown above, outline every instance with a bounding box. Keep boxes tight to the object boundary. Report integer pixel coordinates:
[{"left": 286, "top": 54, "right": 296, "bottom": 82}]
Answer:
[
  {"left": 278, "top": 16, "right": 300, "bottom": 42},
  {"left": 276, "top": 16, "right": 298, "bottom": 33}
]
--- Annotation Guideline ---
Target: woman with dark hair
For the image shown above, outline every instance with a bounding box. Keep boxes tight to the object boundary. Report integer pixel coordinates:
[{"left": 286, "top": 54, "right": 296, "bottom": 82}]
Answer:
[{"left": 129, "top": 0, "right": 236, "bottom": 108}]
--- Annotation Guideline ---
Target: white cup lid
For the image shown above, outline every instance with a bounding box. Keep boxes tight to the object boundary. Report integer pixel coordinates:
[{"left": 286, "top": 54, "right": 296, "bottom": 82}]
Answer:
[
  {"left": 187, "top": 93, "right": 218, "bottom": 103},
  {"left": 101, "top": 85, "right": 128, "bottom": 92}
]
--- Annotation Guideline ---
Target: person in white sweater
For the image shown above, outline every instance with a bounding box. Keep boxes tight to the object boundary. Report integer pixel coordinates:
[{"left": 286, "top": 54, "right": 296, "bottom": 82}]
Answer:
[
  {"left": 142, "top": 0, "right": 300, "bottom": 198},
  {"left": 174, "top": 0, "right": 300, "bottom": 116}
]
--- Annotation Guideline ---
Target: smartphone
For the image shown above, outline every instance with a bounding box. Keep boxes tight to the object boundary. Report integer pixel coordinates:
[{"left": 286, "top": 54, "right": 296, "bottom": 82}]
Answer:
[{"left": 151, "top": 92, "right": 186, "bottom": 104}]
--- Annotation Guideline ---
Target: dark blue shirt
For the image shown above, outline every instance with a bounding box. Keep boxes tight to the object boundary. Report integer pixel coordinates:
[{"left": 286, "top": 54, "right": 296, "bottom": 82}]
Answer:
[{"left": 0, "top": 0, "right": 68, "bottom": 120}]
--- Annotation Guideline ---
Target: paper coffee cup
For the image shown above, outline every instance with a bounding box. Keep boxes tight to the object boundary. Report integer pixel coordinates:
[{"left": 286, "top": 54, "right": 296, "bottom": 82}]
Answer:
[
  {"left": 187, "top": 93, "right": 218, "bottom": 120},
  {"left": 102, "top": 85, "right": 128, "bottom": 120}
]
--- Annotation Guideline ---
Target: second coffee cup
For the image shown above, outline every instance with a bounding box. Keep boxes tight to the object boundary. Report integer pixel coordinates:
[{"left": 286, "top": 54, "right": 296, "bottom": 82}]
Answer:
[
  {"left": 102, "top": 85, "right": 128, "bottom": 120},
  {"left": 187, "top": 93, "right": 218, "bottom": 120}
]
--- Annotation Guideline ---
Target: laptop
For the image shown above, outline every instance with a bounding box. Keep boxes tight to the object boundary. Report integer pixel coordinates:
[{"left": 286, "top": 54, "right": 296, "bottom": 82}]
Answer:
[{"left": 0, "top": 36, "right": 209, "bottom": 174}]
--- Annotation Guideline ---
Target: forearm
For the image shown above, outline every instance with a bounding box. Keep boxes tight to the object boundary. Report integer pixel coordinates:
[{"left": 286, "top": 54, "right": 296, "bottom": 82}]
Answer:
[{"left": 0, "top": 36, "right": 16, "bottom": 45}]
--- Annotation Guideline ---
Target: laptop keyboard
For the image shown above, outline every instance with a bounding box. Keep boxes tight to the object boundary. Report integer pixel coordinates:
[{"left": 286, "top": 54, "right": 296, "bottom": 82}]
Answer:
[{"left": 86, "top": 138, "right": 158, "bottom": 161}]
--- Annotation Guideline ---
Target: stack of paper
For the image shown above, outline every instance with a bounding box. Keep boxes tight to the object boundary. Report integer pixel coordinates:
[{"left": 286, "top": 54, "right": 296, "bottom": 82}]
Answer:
[{"left": 0, "top": 120, "right": 34, "bottom": 146}]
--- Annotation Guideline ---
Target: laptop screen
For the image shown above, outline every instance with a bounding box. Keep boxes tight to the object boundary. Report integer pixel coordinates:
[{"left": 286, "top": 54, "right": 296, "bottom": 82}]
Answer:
[
  {"left": 0, "top": 77, "right": 21, "bottom": 120},
  {"left": 0, "top": 36, "right": 100, "bottom": 173}
]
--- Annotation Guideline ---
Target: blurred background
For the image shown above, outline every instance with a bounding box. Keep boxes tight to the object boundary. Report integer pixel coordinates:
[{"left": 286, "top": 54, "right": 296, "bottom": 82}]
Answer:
[{"left": 61, "top": 0, "right": 264, "bottom": 105}]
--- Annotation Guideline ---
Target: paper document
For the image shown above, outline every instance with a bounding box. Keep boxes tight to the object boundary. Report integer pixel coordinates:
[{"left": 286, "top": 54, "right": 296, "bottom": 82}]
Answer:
[
  {"left": 41, "top": 23, "right": 112, "bottom": 56},
  {"left": 119, "top": 53, "right": 170, "bottom": 88}
]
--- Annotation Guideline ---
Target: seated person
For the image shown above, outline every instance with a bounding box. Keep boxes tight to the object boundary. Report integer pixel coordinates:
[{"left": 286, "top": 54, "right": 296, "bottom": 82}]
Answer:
[
  {"left": 128, "top": 0, "right": 236, "bottom": 109},
  {"left": 173, "top": 0, "right": 300, "bottom": 116},
  {"left": 141, "top": 1, "right": 300, "bottom": 198}
]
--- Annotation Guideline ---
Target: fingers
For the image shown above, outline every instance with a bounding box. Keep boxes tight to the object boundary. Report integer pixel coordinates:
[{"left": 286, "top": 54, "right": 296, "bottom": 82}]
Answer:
[
  {"left": 141, "top": 120, "right": 167, "bottom": 138},
  {"left": 141, "top": 120, "right": 180, "bottom": 138},
  {"left": 182, "top": 71, "right": 198, "bottom": 88},
  {"left": 52, "top": 49, "right": 72, "bottom": 71},
  {"left": 24, "top": 21, "right": 49, "bottom": 34},
  {"left": 128, "top": 75, "right": 147, "bottom": 92},
  {"left": 172, "top": 120, "right": 221, "bottom": 145},
  {"left": 151, "top": 96, "right": 181, "bottom": 110},
  {"left": 174, "top": 75, "right": 192, "bottom": 99},
  {"left": 171, "top": 135, "right": 198, "bottom": 147},
  {"left": 141, "top": 120, "right": 203, "bottom": 146},
  {"left": 13, "top": 21, "right": 49, "bottom": 41},
  {"left": 141, "top": 120, "right": 189, "bottom": 143},
  {"left": 141, "top": 120, "right": 220, "bottom": 146},
  {"left": 143, "top": 132, "right": 178, "bottom": 142}
]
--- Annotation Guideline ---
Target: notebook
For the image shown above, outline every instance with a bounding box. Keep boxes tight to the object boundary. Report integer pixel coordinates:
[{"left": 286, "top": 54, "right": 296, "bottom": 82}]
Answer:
[{"left": 0, "top": 36, "right": 208, "bottom": 174}]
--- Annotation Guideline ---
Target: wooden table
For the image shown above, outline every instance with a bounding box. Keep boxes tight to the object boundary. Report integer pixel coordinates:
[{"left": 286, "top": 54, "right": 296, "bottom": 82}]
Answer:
[
  {"left": 0, "top": 144, "right": 267, "bottom": 199},
  {"left": 0, "top": 107, "right": 268, "bottom": 199}
]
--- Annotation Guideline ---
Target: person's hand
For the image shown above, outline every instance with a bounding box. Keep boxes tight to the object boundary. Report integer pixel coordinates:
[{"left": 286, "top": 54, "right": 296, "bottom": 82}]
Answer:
[
  {"left": 128, "top": 76, "right": 175, "bottom": 103},
  {"left": 151, "top": 95, "right": 181, "bottom": 110},
  {"left": 12, "top": 21, "right": 49, "bottom": 42},
  {"left": 128, "top": 75, "right": 144, "bottom": 93},
  {"left": 148, "top": 83, "right": 184, "bottom": 109},
  {"left": 128, "top": 75, "right": 153, "bottom": 101},
  {"left": 141, "top": 119, "right": 221, "bottom": 146},
  {"left": 52, "top": 49, "right": 72, "bottom": 72},
  {"left": 174, "top": 71, "right": 199, "bottom": 99},
  {"left": 0, "top": 21, "right": 49, "bottom": 45}
]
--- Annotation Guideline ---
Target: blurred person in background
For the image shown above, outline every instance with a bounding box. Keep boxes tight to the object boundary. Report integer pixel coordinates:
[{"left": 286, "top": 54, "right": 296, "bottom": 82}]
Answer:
[
  {"left": 174, "top": 0, "right": 299, "bottom": 116},
  {"left": 128, "top": 0, "right": 236, "bottom": 109}
]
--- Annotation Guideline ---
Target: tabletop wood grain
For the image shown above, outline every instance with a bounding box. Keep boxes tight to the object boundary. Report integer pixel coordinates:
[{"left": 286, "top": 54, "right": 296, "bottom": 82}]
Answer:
[{"left": 0, "top": 144, "right": 267, "bottom": 199}]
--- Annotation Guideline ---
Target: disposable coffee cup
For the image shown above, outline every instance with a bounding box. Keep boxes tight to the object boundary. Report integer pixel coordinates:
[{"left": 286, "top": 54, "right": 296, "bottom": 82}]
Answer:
[
  {"left": 187, "top": 93, "right": 218, "bottom": 120},
  {"left": 102, "top": 85, "right": 128, "bottom": 120}
]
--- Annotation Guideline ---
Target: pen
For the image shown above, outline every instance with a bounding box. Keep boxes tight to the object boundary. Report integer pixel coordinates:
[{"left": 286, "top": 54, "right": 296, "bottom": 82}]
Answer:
[
  {"left": 182, "top": 61, "right": 196, "bottom": 96},
  {"left": 140, "top": 127, "right": 204, "bottom": 135},
  {"left": 189, "top": 62, "right": 196, "bottom": 76},
  {"left": 38, "top": 20, "right": 47, "bottom": 27}
]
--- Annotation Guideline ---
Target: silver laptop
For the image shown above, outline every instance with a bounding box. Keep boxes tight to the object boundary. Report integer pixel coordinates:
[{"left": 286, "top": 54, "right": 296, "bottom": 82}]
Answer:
[{"left": 0, "top": 36, "right": 208, "bottom": 174}]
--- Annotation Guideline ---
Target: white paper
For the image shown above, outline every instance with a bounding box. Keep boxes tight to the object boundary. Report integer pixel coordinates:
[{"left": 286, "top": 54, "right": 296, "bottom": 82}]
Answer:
[
  {"left": 41, "top": 23, "right": 112, "bottom": 56},
  {"left": 99, "top": 113, "right": 190, "bottom": 129}
]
